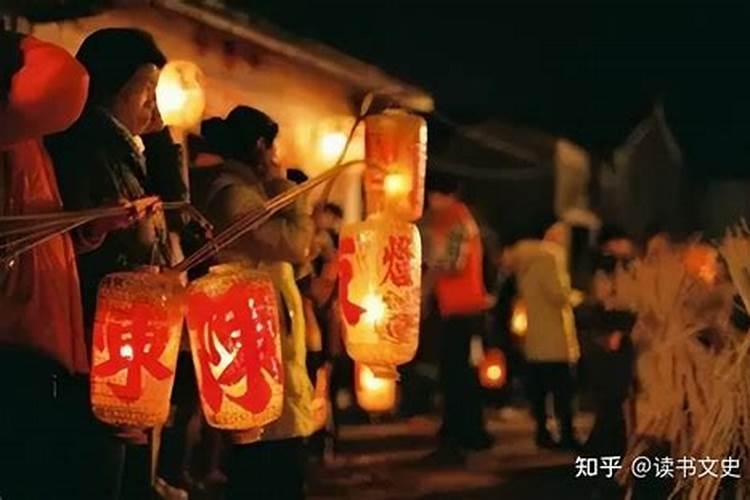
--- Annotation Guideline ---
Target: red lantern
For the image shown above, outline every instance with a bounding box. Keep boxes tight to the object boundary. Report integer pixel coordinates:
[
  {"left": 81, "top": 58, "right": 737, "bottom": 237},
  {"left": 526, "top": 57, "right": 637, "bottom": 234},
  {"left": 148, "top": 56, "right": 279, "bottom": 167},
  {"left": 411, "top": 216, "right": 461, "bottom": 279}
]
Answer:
[
  {"left": 339, "top": 215, "right": 421, "bottom": 378},
  {"left": 478, "top": 348, "right": 507, "bottom": 389},
  {"left": 186, "top": 264, "right": 283, "bottom": 430},
  {"left": 90, "top": 269, "right": 185, "bottom": 427},
  {"left": 364, "top": 110, "right": 427, "bottom": 222},
  {"left": 510, "top": 299, "right": 528, "bottom": 337},
  {"left": 355, "top": 363, "right": 397, "bottom": 413}
]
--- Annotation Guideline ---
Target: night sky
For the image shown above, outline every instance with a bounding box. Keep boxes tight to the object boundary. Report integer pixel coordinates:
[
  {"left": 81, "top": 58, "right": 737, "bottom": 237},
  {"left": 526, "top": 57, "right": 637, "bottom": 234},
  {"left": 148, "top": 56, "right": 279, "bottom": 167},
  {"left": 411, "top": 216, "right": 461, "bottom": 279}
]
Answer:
[{"left": 244, "top": 1, "right": 750, "bottom": 170}]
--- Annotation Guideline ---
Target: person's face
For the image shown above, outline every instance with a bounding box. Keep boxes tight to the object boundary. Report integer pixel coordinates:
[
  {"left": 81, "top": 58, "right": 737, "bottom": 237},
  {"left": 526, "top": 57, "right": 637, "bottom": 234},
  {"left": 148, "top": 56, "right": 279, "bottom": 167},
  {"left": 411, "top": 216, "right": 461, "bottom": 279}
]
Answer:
[
  {"left": 315, "top": 211, "right": 334, "bottom": 230},
  {"left": 252, "top": 137, "right": 282, "bottom": 179},
  {"left": 427, "top": 191, "right": 453, "bottom": 211},
  {"left": 592, "top": 271, "right": 614, "bottom": 304},
  {"left": 112, "top": 64, "right": 161, "bottom": 135},
  {"left": 602, "top": 238, "right": 635, "bottom": 260}
]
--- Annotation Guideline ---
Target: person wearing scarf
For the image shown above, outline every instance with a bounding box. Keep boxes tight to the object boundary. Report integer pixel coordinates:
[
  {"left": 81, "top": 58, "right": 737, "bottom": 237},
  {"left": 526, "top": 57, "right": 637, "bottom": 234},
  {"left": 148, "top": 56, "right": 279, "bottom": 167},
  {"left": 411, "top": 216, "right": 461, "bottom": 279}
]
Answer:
[{"left": 46, "top": 28, "right": 172, "bottom": 500}]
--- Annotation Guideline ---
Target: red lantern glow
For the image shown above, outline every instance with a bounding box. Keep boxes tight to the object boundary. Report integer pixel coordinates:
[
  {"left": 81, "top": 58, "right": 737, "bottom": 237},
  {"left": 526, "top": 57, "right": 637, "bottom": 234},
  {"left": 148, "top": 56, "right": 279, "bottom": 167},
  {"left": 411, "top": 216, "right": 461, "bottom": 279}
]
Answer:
[
  {"left": 186, "top": 264, "right": 283, "bottom": 430},
  {"left": 364, "top": 110, "right": 427, "bottom": 222},
  {"left": 355, "top": 363, "right": 397, "bottom": 413},
  {"left": 339, "top": 215, "right": 421, "bottom": 378},
  {"left": 90, "top": 270, "right": 185, "bottom": 427},
  {"left": 478, "top": 348, "right": 507, "bottom": 390}
]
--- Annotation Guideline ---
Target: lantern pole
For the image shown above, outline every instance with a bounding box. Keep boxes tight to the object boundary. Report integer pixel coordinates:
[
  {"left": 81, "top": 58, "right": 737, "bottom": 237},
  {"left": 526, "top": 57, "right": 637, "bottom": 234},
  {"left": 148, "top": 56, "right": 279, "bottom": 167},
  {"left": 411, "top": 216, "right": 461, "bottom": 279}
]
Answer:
[{"left": 172, "top": 158, "right": 380, "bottom": 273}]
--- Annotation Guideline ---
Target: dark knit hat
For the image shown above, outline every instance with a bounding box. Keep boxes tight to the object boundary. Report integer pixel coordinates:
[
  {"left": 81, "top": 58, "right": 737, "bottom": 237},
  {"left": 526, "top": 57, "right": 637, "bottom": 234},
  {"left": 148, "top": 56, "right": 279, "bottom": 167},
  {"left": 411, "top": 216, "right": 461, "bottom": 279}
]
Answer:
[
  {"left": 218, "top": 105, "right": 278, "bottom": 161},
  {"left": 226, "top": 105, "right": 278, "bottom": 145},
  {"left": 76, "top": 28, "right": 166, "bottom": 107}
]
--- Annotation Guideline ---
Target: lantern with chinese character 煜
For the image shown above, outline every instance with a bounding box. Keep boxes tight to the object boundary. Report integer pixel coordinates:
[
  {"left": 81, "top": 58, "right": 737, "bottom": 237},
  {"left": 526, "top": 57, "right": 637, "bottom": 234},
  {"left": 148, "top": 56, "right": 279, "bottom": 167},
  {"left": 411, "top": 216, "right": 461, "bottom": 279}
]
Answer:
[
  {"left": 186, "top": 264, "right": 284, "bottom": 430},
  {"left": 364, "top": 110, "right": 427, "bottom": 221},
  {"left": 355, "top": 363, "right": 397, "bottom": 413},
  {"left": 478, "top": 348, "right": 507, "bottom": 389},
  {"left": 90, "top": 269, "right": 185, "bottom": 427},
  {"left": 156, "top": 60, "right": 206, "bottom": 130},
  {"left": 339, "top": 215, "right": 421, "bottom": 378}
]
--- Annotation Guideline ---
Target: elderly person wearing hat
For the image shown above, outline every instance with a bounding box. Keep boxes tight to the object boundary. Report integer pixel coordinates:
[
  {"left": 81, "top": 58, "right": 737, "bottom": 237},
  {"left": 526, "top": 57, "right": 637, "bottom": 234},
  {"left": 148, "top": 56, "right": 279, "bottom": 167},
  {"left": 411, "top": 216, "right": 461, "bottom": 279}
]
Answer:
[{"left": 46, "top": 28, "right": 173, "bottom": 499}]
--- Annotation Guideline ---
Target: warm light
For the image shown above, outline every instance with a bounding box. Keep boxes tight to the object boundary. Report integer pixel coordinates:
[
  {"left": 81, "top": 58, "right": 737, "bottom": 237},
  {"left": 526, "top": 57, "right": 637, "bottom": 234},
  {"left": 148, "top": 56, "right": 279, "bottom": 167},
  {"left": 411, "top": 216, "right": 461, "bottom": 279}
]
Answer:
[
  {"left": 362, "top": 293, "right": 388, "bottom": 325},
  {"left": 90, "top": 271, "right": 185, "bottom": 428},
  {"left": 156, "top": 61, "right": 206, "bottom": 129},
  {"left": 360, "top": 365, "right": 387, "bottom": 391},
  {"left": 478, "top": 348, "right": 507, "bottom": 390},
  {"left": 384, "top": 172, "right": 411, "bottom": 196},
  {"left": 355, "top": 363, "right": 397, "bottom": 413},
  {"left": 511, "top": 300, "right": 528, "bottom": 336},
  {"left": 486, "top": 365, "right": 503, "bottom": 381},
  {"left": 364, "top": 110, "right": 427, "bottom": 221},
  {"left": 320, "top": 131, "right": 348, "bottom": 162},
  {"left": 186, "top": 264, "right": 284, "bottom": 430},
  {"left": 339, "top": 216, "right": 421, "bottom": 371}
]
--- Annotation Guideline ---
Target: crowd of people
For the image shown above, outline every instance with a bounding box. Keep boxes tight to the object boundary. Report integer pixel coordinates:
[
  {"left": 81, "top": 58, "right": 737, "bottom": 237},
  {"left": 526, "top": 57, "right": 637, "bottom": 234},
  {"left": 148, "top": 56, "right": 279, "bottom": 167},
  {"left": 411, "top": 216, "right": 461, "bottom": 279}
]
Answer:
[
  {"left": 0, "top": 27, "right": 351, "bottom": 499},
  {"left": 2, "top": 24, "right": 739, "bottom": 500}
]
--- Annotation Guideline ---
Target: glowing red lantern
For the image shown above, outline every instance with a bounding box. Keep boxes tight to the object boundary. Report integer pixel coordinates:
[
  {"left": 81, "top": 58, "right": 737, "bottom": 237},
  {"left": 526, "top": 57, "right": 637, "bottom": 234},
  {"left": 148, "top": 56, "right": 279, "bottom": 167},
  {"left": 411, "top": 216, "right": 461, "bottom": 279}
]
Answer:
[
  {"left": 510, "top": 299, "right": 528, "bottom": 337},
  {"left": 478, "top": 348, "right": 507, "bottom": 389},
  {"left": 186, "top": 264, "right": 283, "bottom": 430},
  {"left": 364, "top": 110, "right": 427, "bottom": 221},
  {"left": 355, "top": 363, "right": 397, "bottom": 413},
  {"left": 339, "top": 215, "right": 421, "bottom": 378},
  {"left": 90, "top": 269, "right": 185, "bottom": 427}
]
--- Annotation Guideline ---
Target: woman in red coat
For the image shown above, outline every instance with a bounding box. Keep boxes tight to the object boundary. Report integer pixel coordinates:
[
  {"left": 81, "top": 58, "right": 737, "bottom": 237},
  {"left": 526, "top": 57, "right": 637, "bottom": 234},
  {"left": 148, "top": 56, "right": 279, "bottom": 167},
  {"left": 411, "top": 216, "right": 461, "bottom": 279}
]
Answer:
[{"left": 0, "top": 33, "right": 137, "bottom": 500}]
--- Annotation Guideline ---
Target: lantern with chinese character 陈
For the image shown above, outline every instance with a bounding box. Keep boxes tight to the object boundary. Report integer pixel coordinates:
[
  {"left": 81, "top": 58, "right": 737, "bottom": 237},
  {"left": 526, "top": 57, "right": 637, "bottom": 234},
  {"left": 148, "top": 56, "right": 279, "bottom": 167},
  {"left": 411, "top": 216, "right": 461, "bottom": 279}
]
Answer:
[
  {"left": 186, "top": 264, "right": 283, "bottom": 430},
  {"left": 364, "top": 110, "right": 427, "bottom": 222},
  {"left": 156, "top": 60, "right": 206, "bottom": 130},
  {"left": 90, "top": 269, "right": 185, "bottom": 427},
  {"left": 355, "top": 363, "right": 397, "bottom": 413},
  {"left": 510, "top": 299, "right": 528, "bottom": 337},
  {"left": 478, "top": 348, "right": 507, "bottom": 389},
  {"left": 339, "top": 215, "right": 421, "bottom": 378}
]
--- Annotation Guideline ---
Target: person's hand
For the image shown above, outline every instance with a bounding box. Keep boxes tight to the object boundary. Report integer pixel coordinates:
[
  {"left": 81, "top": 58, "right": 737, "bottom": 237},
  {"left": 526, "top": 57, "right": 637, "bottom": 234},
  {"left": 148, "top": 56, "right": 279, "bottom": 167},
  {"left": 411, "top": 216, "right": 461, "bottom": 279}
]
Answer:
[
  {"left": 606, "top": 331, "right": 624, "bottom": 352},
  {"left": 85, "top": 196, "right": 161, "bottom": 241}
]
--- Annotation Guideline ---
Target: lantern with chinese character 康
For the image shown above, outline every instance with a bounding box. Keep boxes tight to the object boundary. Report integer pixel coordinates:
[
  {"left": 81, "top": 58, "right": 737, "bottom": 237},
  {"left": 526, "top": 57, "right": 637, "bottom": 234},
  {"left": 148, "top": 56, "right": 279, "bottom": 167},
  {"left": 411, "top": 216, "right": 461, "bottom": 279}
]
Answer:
[
  {"left": 364, "top": 110, "right": 427, "bottom": 222},
  {"left": 156, "top": 60, "right": 206, "bottom": 130},
  {"left": 90, "top": 269, "right": 185, "bottom": 427},
  {"left": 339, "top": 214, "right": 421, "bottom": 379},
  {"left": 511, "top": 299, "right": 528, "bottom": 337},
  {"left": 478, "top": 348, "right": 507, "bottom": 389},
  {"left": 186, "top": 264, "right": 284, "bottom": 430},
  {"left": 355, "top": 363, "right": 397, "bottom": 413}
]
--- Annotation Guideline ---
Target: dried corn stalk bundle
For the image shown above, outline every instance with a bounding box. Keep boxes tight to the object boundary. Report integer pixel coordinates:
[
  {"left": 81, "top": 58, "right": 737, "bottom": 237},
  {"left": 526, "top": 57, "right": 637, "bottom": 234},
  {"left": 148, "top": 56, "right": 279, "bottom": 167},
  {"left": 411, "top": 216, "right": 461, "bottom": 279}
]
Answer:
[
  {"left": 672, "top": 226, "right": 750, "bottom": 500},
  {"left": 615, "top": 247, "right": 731, "bottom": 495}
]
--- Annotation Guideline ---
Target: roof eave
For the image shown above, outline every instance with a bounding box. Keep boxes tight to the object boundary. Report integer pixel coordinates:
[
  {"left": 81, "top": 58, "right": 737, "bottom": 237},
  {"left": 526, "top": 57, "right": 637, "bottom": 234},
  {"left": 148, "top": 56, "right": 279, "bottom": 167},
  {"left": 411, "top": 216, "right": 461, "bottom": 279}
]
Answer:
[{"left": 152, "top": 0, "right": 434, "bottom": 113}]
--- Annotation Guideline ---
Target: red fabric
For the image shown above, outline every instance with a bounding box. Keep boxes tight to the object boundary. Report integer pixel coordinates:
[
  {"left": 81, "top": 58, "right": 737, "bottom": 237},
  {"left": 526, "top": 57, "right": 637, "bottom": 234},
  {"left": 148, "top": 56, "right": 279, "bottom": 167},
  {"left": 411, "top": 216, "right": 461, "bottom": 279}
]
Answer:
[
  {"left": 430, "top": 201, "right": 487, "bottom": 317},
  {"left": 0, "top": 37, "right": 89, "bottom": 373}
]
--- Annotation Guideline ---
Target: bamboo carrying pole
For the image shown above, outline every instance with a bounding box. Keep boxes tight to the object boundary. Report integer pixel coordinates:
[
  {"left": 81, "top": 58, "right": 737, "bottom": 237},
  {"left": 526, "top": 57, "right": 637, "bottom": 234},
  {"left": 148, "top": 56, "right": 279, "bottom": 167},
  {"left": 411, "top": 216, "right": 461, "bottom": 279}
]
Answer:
[{"left": 171, "top": 159, "right": 369, "bottom": 273}]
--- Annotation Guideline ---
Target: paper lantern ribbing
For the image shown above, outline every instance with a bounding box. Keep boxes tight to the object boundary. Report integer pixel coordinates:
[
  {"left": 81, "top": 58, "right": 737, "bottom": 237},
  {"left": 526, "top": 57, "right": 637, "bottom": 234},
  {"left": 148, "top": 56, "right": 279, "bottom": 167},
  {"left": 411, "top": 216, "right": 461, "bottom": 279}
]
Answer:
[
  {"left": 355, "top": 363, "right": 397, "bottom": 413},
  {"left": 339, "top": 215, "right": 421, "bottom": 378},
  {"left": 91, "top": 269, "right": 185, "bottom": 427},
  {"left": 364, "top": 110, "right": 427, "bottom": 222},
  {"left": 156, "top": 60, "right": 206, "bottom": 129},
  {"left": 186, "top": 264, "right": 283, "bottom": 430},
  {"left": 478, "top": 348, "right": 507, "bottom": 390}
]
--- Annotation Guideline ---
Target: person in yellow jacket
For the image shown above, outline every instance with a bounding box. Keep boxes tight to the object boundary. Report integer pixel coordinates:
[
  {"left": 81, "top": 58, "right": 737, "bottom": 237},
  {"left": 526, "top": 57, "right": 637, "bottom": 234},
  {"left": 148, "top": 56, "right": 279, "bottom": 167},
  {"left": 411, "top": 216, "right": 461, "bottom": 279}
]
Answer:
[
  {"left": 198, "top": 106, "right": 319, "bottom": 499},
  {"left": 507, "top": 223, "right": 581, "bottom": 451}
]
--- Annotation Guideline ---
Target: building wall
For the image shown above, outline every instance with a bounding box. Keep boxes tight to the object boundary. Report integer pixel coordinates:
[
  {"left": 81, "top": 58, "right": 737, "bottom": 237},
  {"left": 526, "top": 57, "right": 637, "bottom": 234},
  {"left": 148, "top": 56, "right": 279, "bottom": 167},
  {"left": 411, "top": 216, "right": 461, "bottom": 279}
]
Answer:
[{"left": 31, "top": 5, "right": 364, "bottom": 220}]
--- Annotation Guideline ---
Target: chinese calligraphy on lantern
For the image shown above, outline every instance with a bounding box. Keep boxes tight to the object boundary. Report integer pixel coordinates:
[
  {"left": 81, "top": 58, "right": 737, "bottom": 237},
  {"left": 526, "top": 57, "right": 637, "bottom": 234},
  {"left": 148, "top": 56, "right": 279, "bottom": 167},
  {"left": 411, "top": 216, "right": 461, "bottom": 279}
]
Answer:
[
  {"left": 382, "top": 235, "right": 414, "bottom": 287},
  {"left": 188, "top": 282, "right": 282, "bottom": 415},
  {"left": 92, "top": 302, "right": 172, "bottom": 401}
]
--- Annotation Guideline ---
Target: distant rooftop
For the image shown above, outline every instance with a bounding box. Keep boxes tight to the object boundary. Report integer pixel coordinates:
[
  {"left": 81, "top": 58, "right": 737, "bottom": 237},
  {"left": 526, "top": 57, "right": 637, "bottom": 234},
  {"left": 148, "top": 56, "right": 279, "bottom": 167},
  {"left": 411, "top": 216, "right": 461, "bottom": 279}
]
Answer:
[{"left": 153, "top": 0, "right": 434, "bottom": 113}]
